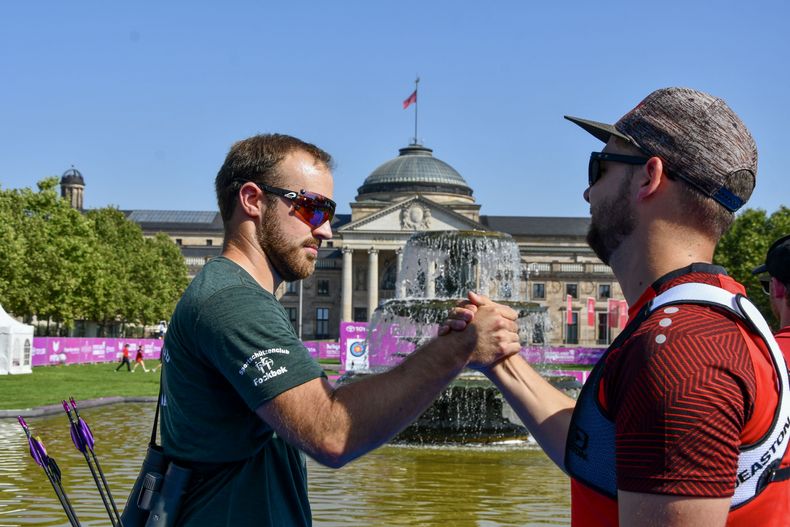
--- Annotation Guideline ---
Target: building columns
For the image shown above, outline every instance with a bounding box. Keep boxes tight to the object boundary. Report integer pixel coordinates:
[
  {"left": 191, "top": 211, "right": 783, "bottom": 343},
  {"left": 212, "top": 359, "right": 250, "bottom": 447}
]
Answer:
[
  {"left": 367, "top": 248, "right": 379, "bottom": 320},
  {"left": 342, "top": 247, "right": 353, "bottom": 322},
  {"left": 395, "top": 247, "right": 404, "bottom": 298}
]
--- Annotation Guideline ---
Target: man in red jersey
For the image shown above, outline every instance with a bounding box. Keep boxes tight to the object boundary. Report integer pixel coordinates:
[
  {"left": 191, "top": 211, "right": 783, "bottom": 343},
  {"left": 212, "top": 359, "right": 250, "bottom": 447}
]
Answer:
[
  {"left": 448, "top": 88, "right": 790, "bottom": 526},
  {"left": 753, "top": 234, "right": 790, "bottom": 351}
]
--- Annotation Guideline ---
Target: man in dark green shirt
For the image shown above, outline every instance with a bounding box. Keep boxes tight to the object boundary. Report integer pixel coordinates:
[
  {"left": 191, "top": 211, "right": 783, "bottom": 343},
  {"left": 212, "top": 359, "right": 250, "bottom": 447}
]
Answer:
[{"left": 161, "top": 133, "right": 521, "bottom": 526}]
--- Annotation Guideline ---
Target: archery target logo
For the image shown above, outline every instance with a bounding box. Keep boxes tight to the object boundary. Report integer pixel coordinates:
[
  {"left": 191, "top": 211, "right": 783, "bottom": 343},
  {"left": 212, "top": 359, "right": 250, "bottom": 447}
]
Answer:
[
  {"left": 344, "top": 337, "right": 369, "bottom": 371},
  {"left": 349, "top": 340, "right": 366, "bottom": 357}
]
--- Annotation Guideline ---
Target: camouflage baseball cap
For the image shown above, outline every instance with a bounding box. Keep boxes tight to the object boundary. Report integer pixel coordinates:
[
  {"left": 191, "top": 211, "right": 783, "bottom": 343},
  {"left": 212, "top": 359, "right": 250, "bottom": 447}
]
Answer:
[{"left": 565, "top": 87, "right": 757, "bottom": 212}]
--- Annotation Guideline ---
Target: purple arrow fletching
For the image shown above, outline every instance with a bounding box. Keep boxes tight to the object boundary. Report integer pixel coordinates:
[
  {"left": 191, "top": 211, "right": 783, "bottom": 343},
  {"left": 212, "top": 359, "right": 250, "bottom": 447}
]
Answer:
[
  {"left": 69, "top": 423, "right": 87, "bottom": 452},
  {"left": 29, "top": 435, "right": 49, "bottom": 468},
  {"left": 77, "top": 418, "right": 95, "bottom": 450},
  {"left": 18, "top": 417, "right": 48, "bottom": 467},
  {"left": 69, "top": 398, "right": 95, "bottom": 450}
]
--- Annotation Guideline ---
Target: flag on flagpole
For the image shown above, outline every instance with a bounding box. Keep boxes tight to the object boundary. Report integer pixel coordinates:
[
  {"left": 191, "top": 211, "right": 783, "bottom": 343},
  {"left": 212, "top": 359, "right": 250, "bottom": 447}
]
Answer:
[
  {"left": 619, "top": 299, "right": 629, "bottom": 329},
  {"left": 403, "top": 89, "right": 417, "bottom": 109},
  {"left": 608, "top": 299, "right": 619, "bottom": 328},
  {"left": 566, "top": 295, "right": 573, "bottom": 325},
  {"left": 587, "top": 297, "right": 596, "bottom": 327}
]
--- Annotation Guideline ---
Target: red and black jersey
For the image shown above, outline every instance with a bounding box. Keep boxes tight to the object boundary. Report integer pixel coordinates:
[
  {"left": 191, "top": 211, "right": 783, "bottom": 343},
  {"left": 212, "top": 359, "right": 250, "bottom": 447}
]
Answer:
[
  {"left": 605, "top": 271, "right": 756, "bottom": 496},
  {"left": 568, "top": 263, "right": 790, "bottom": 527}
]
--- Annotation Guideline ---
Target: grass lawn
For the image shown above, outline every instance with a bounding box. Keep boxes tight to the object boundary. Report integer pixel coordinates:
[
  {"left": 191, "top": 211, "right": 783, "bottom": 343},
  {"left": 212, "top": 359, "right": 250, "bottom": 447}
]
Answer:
[{"left": 0, "top": 363, "right": 161, "bottom": 410}]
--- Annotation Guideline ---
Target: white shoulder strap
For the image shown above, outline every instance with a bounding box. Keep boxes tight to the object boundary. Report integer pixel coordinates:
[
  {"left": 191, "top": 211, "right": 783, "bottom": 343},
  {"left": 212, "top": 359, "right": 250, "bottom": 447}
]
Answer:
[
  {"left": 648, "top": 282, "right": 790, "bottom": 507},
  {"left": 650, "top": 282, "right": 740, "bottom": 314}
]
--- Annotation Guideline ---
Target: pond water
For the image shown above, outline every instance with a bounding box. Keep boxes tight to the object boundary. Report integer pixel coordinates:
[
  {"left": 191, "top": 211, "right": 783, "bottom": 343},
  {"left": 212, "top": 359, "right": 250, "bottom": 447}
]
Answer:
[{"left": 0, "top": 403, "right": 570, "bottom": 526}]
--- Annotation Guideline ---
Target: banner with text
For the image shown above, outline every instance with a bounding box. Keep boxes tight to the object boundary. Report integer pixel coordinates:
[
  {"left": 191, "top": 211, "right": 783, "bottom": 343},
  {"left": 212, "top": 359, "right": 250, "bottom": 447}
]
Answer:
[{"left": 32, "top": 338, "right": 163, "bottom": 367}]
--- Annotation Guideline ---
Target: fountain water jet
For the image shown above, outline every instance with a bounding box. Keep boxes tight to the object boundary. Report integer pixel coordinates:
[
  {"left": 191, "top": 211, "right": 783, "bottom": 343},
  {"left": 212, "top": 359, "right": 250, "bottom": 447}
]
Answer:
[{"left": 341, "top": 230, "right": 553, "bottom": 443}]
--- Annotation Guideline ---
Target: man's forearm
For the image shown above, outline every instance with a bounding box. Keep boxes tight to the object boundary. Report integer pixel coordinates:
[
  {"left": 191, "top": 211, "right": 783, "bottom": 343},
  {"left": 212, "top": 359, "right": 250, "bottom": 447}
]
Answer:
[
  {"left": 484, "top": 355, "right": 575, "bottom": 470},
  {"left": 327, "top": 334, "right": 471, "bottom": 462},
  {"left": 258, "top": 333, "right": 472, "bottom": 468},
  {"left": 258, "top": 302, "right": 520, "bottom": 468}
]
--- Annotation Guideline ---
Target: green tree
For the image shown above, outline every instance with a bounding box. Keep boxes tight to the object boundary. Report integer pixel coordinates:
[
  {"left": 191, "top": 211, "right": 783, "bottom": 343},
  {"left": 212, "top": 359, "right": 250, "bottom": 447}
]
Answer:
[
  {"left": 147, "top": 232, "right": 189, "bottom": 321},
  {"left": 83, "top": 207, "right": 134, "bottom": 333},
  {"left": 2, "top": 180, "right": 189, "bottom": 336},
  {"left": 714, "top": 206, "right": 790, "bottom": 325},
  {"left": 0, "top": 188, "right": 27, "bottom": 311},
  {"left": 3, "top": 178, "right": 94, "bottom": 332},
  {"left": 85, "top": 208, "right": 188, "bottom": 335}
]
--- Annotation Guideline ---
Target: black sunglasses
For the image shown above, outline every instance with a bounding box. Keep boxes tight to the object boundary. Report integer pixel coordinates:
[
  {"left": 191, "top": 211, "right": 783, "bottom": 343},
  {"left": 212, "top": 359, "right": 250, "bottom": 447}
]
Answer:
[
  {"left": 588, "top": 152, "right": 650, "bottom": 187},
  {"left": 235, "top": 180, "right": 336, "bottom": 228},
  {"left": 760, "top": 278, "right": 771, "bottom": 295}
]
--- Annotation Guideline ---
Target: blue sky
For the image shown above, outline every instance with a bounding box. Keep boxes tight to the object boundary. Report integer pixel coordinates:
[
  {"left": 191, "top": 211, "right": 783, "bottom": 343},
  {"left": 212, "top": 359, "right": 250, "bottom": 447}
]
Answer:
[{"left": 1, "top": 1, "right": 787, "bottom": 218}]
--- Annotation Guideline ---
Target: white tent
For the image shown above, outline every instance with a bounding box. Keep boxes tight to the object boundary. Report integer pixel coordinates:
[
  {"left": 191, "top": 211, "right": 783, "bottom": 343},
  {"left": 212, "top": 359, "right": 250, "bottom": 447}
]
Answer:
[{"left": 0, "top": 304, "right": 33, "bottom": 375}]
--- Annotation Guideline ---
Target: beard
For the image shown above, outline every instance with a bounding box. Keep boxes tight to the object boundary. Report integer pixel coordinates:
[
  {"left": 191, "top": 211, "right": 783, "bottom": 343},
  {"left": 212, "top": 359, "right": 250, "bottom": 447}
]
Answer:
[
  {"left": 586, "top": 176, "right": 637, "bottom": 265},
  {"left": 257, "top": 208, "right": 320, "bottom": 282}
]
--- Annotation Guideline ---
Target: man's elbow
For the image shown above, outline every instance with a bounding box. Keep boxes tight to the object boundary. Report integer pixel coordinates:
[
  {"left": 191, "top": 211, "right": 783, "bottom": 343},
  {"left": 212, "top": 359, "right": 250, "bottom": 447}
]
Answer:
[{"left": 309, "top": 436, "right": 352, "bottom": 468}]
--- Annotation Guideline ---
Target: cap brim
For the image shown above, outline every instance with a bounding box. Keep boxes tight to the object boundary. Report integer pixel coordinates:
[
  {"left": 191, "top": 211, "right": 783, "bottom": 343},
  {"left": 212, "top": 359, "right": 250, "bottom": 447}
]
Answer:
[
  {"left": 752, "top": 264, "right": 768, "bottom": 275},
  {"left": 564, "top": 115, "right": 633, "bottom": 146}
]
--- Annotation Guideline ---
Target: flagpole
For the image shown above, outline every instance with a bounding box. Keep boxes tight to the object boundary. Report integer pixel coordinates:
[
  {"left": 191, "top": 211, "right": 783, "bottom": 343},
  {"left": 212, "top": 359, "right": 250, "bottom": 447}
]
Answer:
[{"left": 413, "top": 76, "right": 420, "bottom": 145}]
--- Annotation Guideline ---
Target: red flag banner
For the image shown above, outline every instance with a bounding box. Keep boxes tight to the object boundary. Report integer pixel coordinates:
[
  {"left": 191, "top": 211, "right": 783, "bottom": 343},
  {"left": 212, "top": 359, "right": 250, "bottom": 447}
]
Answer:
[
  {"left": 403, "top": 89, "right": 417, "bottom": 109},
  {"left": 619, "top": 299, "right": 629, "bottom": 329},
  {"left": 587, "top": 297, "right": 596, "bottom": 327},
  {"left": 566, "top": 295, "right": 573, "bottom": 325},
  {"left": 608, "top": 299, "right": 619, "bottom": 328}
]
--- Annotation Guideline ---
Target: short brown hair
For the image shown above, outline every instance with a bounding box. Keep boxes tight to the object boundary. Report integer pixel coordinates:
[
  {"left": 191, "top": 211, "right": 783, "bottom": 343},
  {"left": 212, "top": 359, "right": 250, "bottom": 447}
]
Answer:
[
  {"left": 675, "top": 170, "right": 753, "bottom": 240},
  {"left": 215, "top": 134, "right": 333, "bottom": 222},
  {"left": 615, "top": 137, "right": 747, "bottom": 240}
]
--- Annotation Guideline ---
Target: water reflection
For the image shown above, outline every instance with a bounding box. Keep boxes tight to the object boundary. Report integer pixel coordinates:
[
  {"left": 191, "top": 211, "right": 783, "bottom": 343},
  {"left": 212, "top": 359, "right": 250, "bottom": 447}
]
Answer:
[{"left": 0, "top": 404, "right": 569, "bottom": 526}]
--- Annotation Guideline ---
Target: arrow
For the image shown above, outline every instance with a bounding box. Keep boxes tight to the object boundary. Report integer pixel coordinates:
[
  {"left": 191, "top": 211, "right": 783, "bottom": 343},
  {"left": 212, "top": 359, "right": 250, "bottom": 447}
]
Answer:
[
  {"left": 18, "top": 416, "right": 81, "bottom": 527},
  {"left": 65, "top": 397, "right": 123, "bottom": 526}
]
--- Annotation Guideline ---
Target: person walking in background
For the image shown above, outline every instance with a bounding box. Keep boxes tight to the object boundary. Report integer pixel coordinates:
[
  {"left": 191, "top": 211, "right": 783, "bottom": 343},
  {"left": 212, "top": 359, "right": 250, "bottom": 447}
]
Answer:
[
  {"left": 753, "top": 234, "right": 790, "bottom": 352},
  {"left": 114, "top": 343, "right": 131, "bottom": 372},
  {"left": 131, "top": 343, "right": 149, "bottom": 373},
  {"left": 449, "top": 87, "right": 790, "bottom": 526},
  {"left": 157, "top": 320, "right": 167, "bottom": 340},
  {"left": 160, "top": 133, "right": 521, "bottom": 526}
]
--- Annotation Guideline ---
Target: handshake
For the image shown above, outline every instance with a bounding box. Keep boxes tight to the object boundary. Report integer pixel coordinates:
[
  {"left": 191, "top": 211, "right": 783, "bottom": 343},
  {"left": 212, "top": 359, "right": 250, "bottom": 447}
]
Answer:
[{"left": 436, "top": 291, "right": 522, "bottom": 371}]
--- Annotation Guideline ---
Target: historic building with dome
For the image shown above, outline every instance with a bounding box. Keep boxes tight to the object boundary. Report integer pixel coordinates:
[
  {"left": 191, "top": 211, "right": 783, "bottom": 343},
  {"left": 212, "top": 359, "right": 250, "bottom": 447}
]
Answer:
[
  {"left": 60, "top": 143, "right": 624, "bottom": 348},
  {"left": 60, "top": 167, "right": 85, "bottom": 210}
]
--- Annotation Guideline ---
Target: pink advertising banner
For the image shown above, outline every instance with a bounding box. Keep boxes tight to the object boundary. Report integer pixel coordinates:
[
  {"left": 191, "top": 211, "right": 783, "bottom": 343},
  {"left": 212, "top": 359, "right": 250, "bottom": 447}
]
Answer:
[
  {"left": 319, "top": 341, "right": 340, "bottom": 359},
  {"left": 302, "top": 341, "right": 342, "bottom": 360},
  {"left": 32, "top": 338, "right": 163, "bottom": 367},
  {"left": 519, "top": 346, "right": 604, "bottom": 365},
  {"left": 30, "top": 336, "right": 604, "bottom": 375},
  {"left": 303, "top": 341, "right": 320, "bottom": 359}
]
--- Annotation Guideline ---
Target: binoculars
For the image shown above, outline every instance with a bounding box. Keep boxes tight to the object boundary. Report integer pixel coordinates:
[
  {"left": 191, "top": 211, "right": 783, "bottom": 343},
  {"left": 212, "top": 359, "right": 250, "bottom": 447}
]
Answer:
[{"left": 121, "top": 446, "right": 191, "bottom": 527}]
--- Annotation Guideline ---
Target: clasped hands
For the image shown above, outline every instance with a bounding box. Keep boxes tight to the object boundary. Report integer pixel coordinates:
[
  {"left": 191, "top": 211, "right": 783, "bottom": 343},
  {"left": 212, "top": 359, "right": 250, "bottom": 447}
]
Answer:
[{"left": 438, "top": 291, "right": 522, "bottom": 371}]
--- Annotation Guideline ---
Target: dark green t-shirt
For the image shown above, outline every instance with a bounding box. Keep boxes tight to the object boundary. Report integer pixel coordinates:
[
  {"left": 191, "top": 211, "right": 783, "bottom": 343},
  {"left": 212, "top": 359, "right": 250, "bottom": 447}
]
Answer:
[{"left": 160, "top": 256, "right": 324, "bottom": 526}]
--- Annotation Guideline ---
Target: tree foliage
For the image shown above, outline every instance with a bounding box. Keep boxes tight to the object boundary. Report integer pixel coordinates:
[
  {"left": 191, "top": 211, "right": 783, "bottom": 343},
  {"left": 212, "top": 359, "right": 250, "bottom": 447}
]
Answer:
[
  {"left": 714, "top": 206, "right": 790, "bottom": 325},
  {"left": 0, "top": 179, "right": 188, "bottom": 335}
]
